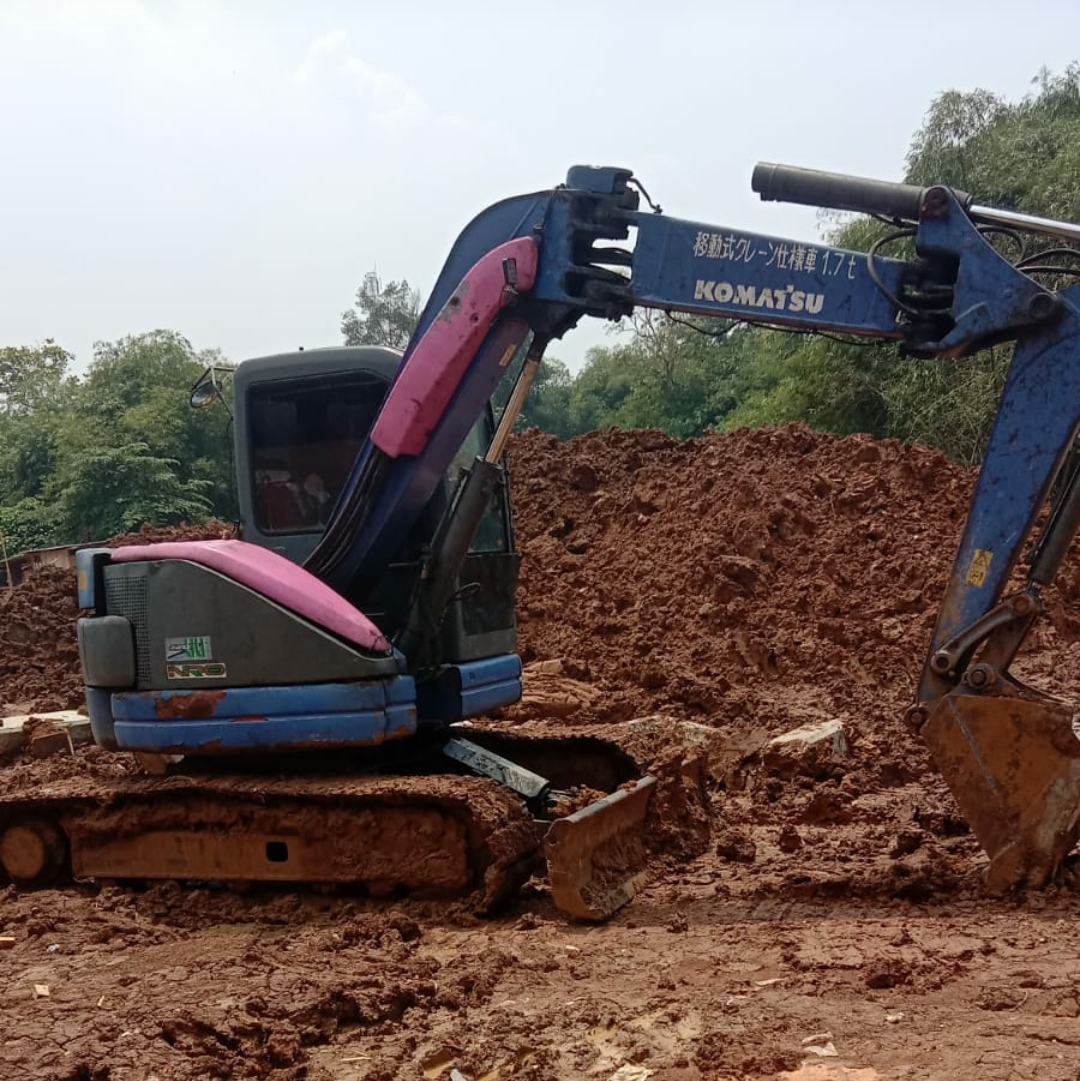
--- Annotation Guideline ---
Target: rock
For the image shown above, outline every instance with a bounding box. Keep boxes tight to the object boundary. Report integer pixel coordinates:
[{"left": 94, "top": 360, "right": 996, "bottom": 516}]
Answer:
[
  {"left": 778, "top": 824, "right": 804, "bottom": 853},
  {"left": 518, "top": 661, "right": 599, "bottom": 717},
  {"left": 133, "top": 753, "right": 180, "bottom": 776},
  {"left": 715, "top": 826, "right": 757, "bottom": 863},
  {"left": 0, "top": 723, "right": 25, "bottom": 758},
  {"left": 889, "top": 829, "right": 924, "bottom": 858},
  {"left": 609, "top": 1067, "right": 654, "bottom": 1081},
  {"left": 569, "top": 463, "right": 600, "bottom": 492},
  {"left": 764, "top": 720, "right": 848, "bottom": 779},
  {"left": 28, "top": 728, "right": 71, "bottom": 759}
]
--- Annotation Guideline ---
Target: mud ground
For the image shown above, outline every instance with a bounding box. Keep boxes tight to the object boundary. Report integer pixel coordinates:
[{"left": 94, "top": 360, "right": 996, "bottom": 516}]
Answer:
[{"left": 4, "top": 424, "right": 1080, "bottom": 1080}]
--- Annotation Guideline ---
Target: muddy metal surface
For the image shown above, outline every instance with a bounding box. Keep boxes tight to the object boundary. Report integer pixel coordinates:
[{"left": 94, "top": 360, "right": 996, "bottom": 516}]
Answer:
[{"left": 4, "top": 424, "right": 1080, "bottom": 1080}]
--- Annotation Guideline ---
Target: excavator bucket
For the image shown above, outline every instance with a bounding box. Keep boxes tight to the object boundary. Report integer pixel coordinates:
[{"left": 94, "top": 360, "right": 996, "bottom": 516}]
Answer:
[{"left": 920, "top": 693, "right": 1080, "bottom": 892}]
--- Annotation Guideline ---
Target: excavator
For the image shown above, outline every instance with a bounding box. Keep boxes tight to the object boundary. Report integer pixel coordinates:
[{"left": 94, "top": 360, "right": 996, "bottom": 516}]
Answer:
[{"left": 5, "top": 161, "right": 1080, "bottom": 916}]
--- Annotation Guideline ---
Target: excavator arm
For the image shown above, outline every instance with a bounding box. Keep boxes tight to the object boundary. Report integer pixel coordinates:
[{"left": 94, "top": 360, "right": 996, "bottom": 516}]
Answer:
[{"left": 312, "top": 162, "right": 1080, "bottom": 893}]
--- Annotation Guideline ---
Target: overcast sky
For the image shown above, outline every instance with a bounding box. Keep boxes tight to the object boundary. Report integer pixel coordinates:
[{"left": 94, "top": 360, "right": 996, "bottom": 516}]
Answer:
[{"left": 2, "top": 0, "right": 1079, "bottom": 373}]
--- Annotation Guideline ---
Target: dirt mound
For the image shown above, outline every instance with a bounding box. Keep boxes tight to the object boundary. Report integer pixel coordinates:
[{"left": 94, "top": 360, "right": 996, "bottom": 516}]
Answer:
[
  {"left": 0, "top": 566, "right": 82, "bottom": 714},
  {"left": 6, "top": 427, "right": 1080, "bottom": 1078},
  {"left": 505, "top": 423, "right": 998, "bottom": 898},
  {"left": 105, "top": 519, "right": 238, "bottom": 547},
  {"left": 508, "top": 422, "right": 973, "bottom": 720},
  {"left": 506, "top": 424, "right": 968, "bottom": 754}
]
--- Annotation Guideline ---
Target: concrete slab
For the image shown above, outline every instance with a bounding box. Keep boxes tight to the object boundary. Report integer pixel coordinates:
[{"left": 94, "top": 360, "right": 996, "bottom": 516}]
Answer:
[{"left": 0, "top": 710, "right": 92, "bottom": 758}]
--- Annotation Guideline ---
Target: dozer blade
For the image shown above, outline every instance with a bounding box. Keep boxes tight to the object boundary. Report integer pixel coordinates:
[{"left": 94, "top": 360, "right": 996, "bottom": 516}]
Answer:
[
  {"left": 921, "top": 693, "right": 1080, "bottom": 892},
  {"left": 543, "top": 775, "right": 656, "bottom": 921}
]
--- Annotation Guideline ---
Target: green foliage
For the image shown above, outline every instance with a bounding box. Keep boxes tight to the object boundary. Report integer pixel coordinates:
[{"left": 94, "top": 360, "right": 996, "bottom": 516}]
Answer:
[
  {"left": 51, "top": 442, "right": 213, "bottom": 541},
  {"left": 0, "top": 498, "right": 57, "bottom": 557},
  {"left": 341, "top": 271, "right": 420, "bottom": 350},
  {"left": 0, "top": 340, "right": 71, "bottom": 413},
  {"left": 869, "top": 64, "right": 1080, "bottom": 462},
  {"left": 559, "top": 313, "right": 743, "bottom": 438},
  {"left": 0, "top": 330, "right": 236, "bottom": 550},
  {"left": 491, "top": 349, "right": 575, "bottom": 438}
]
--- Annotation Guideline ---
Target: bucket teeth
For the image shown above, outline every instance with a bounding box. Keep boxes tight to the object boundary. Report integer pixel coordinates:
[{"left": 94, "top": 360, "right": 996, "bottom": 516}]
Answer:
[{"left": 920, "top": 692, "right": 1080, "bottom": 891}]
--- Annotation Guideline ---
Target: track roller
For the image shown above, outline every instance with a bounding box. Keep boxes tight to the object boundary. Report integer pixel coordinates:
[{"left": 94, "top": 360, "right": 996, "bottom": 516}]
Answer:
[{"left": 0, "top": 818, "right": 70, "bottom": 889}]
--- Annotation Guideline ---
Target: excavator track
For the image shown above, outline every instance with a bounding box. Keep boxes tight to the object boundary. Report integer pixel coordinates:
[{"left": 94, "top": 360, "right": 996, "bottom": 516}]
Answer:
[
  {"left": 0, "top": 720, "right": 709, "bottom": 919},
  {"left": 0, "top": 772, "right": 539, "bottom": 913}
]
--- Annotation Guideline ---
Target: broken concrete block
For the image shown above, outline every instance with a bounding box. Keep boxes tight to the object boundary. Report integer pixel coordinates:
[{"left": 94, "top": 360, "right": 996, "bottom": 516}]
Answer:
[
  {"left": 0, "top": 711, "right": 93, "bottom": 762},
  {"left": 763, "top": 719, "right": 848, "bottom": 779},
  {"left": 28, "top": 728, "right": 71, "bottom": 759}
]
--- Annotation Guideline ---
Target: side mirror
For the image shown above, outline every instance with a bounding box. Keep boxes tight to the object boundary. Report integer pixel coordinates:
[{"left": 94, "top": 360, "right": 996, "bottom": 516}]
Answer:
[
  {"left": 190, "top": 379, "right": 222, "bottom": 409},
  {"left": 189, "top": 365, "right": 234, "bottom": 414}
]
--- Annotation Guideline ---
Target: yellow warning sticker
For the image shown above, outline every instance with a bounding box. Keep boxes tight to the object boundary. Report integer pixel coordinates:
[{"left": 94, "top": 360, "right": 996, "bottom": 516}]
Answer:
[{"left": 966, "top": 548, "right": 993, "bottom": 587}]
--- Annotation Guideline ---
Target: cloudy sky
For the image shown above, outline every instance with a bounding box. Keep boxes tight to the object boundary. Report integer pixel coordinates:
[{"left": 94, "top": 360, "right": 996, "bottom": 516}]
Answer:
[{"left": 2, "top": 0, "right": 1078, "bottom": 372}]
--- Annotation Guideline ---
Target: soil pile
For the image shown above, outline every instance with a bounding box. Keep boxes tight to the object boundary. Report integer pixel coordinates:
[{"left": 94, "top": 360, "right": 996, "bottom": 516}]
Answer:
[
  {"left": 508, "top": 422, "right": 975, "bottom": 726},
  {"left": 0, "top": 566, "right": 82, "bottom": 713},
  {"left": 6, "top": 431, "right": 1080, "bottom": 1079},
  {"left": 505, "top": 423, "right": 1062, "bottom": 901}
]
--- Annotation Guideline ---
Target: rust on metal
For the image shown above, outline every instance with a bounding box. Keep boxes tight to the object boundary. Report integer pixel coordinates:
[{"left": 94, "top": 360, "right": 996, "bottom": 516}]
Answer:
[
  {"left": 0, "top": 825, "right": 49, "bottom": 881},
  {"left": 154, "top": 691, "right": 227, "bottom": 720},
  {"left": 543, "top": 775, "right": 656, "bottom": 920},
  {"left": 921, "top": 690, "right": 1080, "bottom": 891}
]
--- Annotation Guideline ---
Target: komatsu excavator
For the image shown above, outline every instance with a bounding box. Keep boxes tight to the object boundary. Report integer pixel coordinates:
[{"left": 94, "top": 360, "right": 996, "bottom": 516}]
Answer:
[{"left": 6, "top": 161, "right": 1080, "bottom": 915}]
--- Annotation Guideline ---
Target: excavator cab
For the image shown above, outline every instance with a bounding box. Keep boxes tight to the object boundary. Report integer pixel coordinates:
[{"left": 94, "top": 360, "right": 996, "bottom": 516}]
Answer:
[
  {"left": 232, "top": 346, "right": 520, "bottom": 668},
  {"left": 77, "top": 346, "right": 525, "bottom": 755}
]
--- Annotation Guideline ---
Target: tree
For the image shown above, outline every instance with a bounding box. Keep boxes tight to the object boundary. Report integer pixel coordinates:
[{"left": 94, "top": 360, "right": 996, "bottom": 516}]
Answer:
[
  {"left": 491, "top": 351, "right": 575, "bottom": 437},
  {"left": 707, "top": 66, "right": 1080, "bottom": 462},
  {"left": 341, "top": 271, "right": 420, "bottom": 350},
  {"left": 875, "top": 65, "right": 1080, "bottom": 461},
  {"left": 0, "top": 343, "right": 74, "bottom": 542},
  {"left": 0, "top": 340, "right": 71, "bottom": 413},
  {"left": 35, "top": 331, "right": 237, "bottom": 543},
  {"left": 50, "top": 442, "right": 213, "bottom": 541}
]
